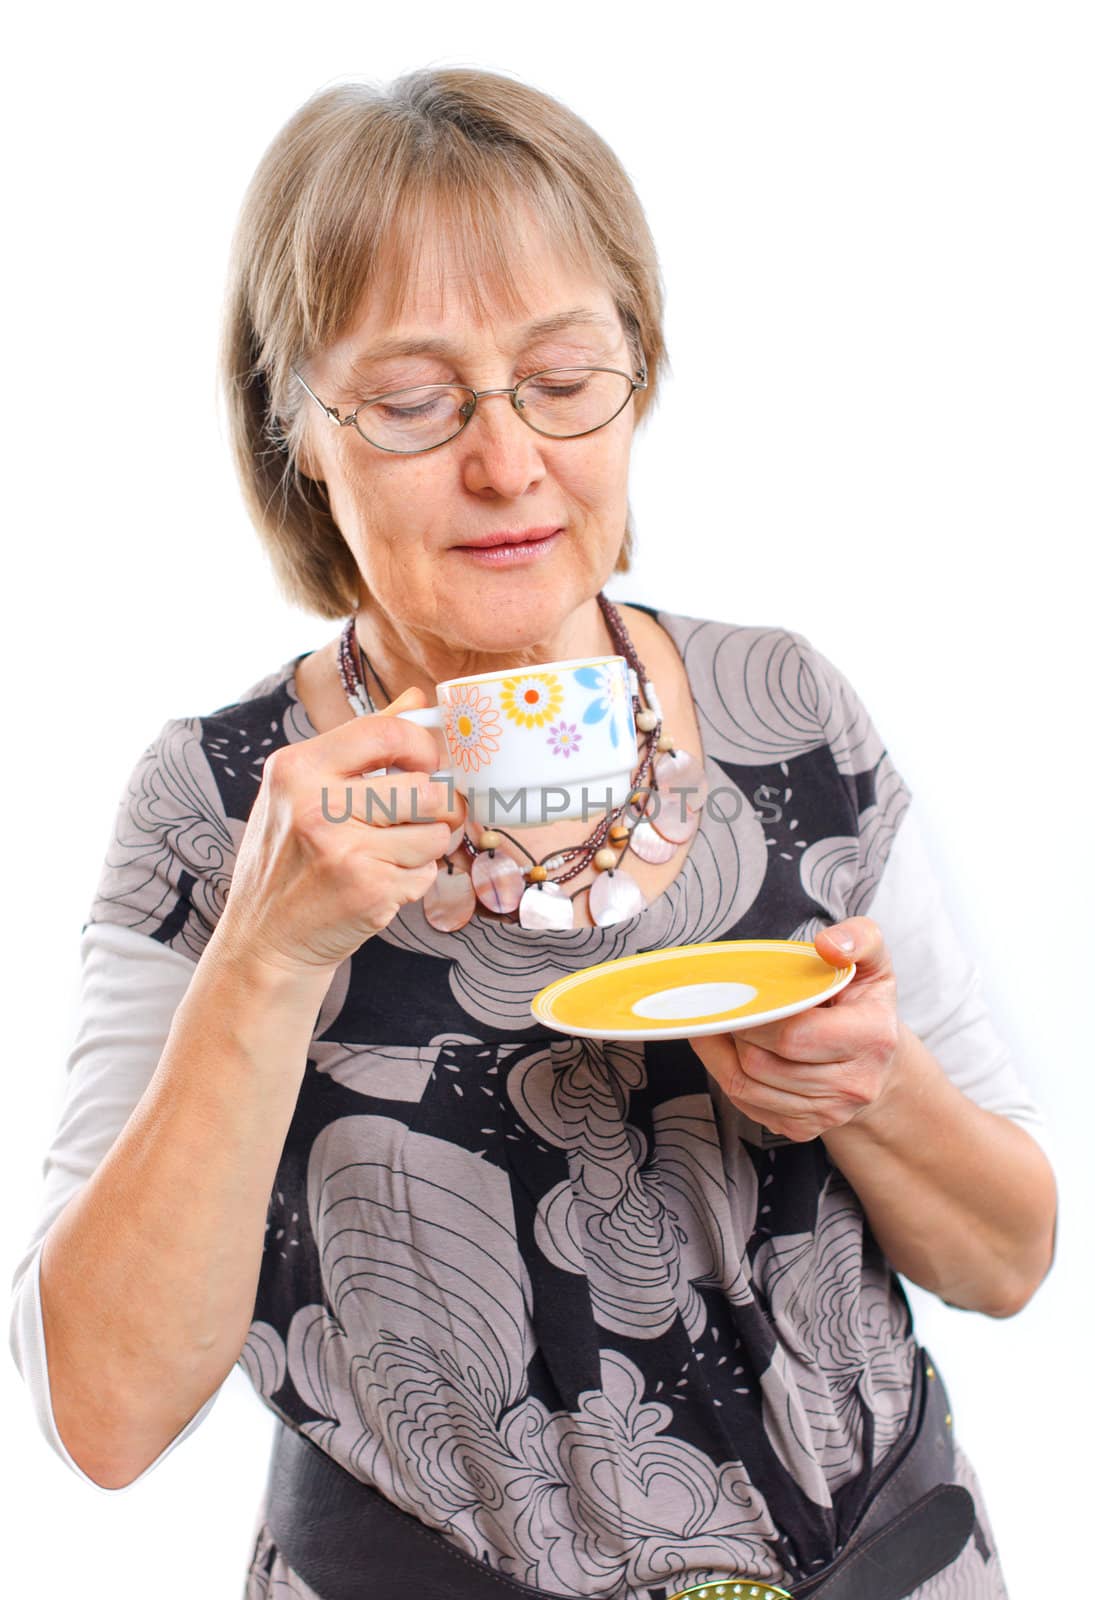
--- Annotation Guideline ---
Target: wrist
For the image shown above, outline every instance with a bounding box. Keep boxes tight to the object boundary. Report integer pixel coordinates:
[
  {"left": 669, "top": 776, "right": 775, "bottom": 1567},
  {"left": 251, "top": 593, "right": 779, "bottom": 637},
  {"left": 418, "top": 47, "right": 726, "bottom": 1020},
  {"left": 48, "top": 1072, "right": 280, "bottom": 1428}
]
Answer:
[
  {"left": 203, "top": 920, "right": 340, "bottom": 1017},
  {"left": 826, "top": 1024, "right": 928, "bottom": 1150}
]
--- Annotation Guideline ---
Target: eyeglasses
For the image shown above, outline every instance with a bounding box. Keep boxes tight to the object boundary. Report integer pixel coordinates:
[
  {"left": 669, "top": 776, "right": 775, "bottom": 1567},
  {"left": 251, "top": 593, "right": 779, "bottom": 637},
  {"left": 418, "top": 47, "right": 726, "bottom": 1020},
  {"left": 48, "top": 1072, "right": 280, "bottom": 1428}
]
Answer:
[{"left": 292, "top": 359, "right": 648, "bottom": 455}]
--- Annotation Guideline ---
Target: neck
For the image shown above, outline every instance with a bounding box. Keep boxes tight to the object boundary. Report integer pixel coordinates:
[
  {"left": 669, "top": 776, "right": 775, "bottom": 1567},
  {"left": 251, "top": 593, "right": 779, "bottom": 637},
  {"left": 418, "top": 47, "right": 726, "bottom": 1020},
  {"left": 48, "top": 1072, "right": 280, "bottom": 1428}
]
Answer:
[{"left": 352, "top": 593, "right": 620, "bottom": 704}]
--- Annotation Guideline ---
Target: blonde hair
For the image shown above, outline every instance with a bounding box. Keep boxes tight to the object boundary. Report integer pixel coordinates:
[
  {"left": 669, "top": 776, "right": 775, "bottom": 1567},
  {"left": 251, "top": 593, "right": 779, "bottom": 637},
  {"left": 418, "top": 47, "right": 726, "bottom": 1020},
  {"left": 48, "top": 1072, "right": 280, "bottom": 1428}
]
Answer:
[{"left": 221, "top": 69, "right": 668, "bottom": 619}]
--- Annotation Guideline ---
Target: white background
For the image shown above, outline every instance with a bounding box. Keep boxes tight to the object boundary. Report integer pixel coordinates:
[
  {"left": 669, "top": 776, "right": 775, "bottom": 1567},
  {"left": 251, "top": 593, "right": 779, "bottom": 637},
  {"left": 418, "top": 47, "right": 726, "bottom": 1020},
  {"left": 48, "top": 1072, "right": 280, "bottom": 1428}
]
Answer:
[{"left": 2, "top": 3, "right": 1092, "bottom": 1595}]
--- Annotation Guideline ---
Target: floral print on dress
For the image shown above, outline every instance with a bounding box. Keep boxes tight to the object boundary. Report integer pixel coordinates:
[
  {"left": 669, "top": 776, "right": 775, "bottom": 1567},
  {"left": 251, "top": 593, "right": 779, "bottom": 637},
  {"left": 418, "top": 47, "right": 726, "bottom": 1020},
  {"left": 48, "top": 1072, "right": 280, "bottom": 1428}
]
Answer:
[
  {"left": 547, "top": 719, "right": 582, "bottom": 758},
  {"left": 574, "top": 663, "right": 634, "bottom": 749},
  {"left": 499, "top": 672, "right": 564, "bottom": 728},
  {"left": 85, "top": 607, "right": 1007, "bottom": 1598},
  {"left": 252, "top": 1112, "right": 786, "bottom": 1597},
  {"left": 442, "top": 685, "right": 502, "bottom": 773}
]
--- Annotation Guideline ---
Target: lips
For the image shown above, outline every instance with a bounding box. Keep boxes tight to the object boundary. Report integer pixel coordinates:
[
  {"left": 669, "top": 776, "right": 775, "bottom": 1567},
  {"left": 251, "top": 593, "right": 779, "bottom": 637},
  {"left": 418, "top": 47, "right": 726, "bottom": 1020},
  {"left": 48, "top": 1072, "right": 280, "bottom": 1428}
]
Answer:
[{"left": 454, "top": 526, "right": 562, "bottom": 550}]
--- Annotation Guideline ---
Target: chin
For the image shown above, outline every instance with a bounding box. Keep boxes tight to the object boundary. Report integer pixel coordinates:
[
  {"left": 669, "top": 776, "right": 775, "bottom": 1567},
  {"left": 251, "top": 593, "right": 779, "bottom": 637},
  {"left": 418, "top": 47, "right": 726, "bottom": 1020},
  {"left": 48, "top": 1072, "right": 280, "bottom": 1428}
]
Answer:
[{"left": 448, "top": 575, "right": 589, "bottom": 635}]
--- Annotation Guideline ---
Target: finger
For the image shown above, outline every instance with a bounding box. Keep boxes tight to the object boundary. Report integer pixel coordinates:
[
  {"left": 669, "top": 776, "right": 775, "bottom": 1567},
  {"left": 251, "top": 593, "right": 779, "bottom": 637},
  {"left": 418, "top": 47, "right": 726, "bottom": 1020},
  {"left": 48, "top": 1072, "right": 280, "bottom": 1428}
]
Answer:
[
  {"left": 720, "top": 1091, "right": 821, "bottom": 1142},
  {"left": 814, "top": 916, "right": 890, "bottom": 978},
  {"left": 691, "top": 1033, "right": 826, "bottom": 1115},
  {"left": 733, "top": 1007, "right": 870, "bottom": 1063},
  {"left": 308, "top": 688, "right": 452, "bottom": 780},
  {"left": 357, "top": 818, "right": 458, "bottom": 870},
  {"left": 691, "top": 1030, "right": 858, "bottom": 1094},
  {"left": 687, "top": 1030, "right": 744, "bottom": 1097},
  {"left": 735, "top": 1044, "right": 855, "bottom": 1099},
  {"left": 317, "top": 771, "right": 465, "bottom": 829}
]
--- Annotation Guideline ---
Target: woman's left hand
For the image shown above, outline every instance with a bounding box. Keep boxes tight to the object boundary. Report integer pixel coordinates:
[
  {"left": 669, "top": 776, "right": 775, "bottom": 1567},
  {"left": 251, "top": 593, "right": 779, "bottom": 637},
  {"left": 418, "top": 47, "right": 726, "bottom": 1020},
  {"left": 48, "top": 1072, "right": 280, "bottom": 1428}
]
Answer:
[{"left": 687, "top": 918, "right": 902, "bottom": 1143}]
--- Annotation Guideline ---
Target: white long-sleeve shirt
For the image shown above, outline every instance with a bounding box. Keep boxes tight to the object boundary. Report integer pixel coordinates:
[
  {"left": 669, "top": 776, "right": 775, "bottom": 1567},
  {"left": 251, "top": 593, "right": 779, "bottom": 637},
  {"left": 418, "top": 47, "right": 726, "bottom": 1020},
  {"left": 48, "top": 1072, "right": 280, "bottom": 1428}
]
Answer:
[{"left": 7, "top": 805, "right": 1056, "bottom": 1494}]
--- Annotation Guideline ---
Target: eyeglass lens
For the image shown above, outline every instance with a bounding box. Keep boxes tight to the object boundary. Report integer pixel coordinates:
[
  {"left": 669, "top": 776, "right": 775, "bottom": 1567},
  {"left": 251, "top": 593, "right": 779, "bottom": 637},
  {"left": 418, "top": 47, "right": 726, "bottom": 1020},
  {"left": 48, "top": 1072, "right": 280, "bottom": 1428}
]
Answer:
[{"left": 355, "top": 368, "right": 635, "bottom": 451}]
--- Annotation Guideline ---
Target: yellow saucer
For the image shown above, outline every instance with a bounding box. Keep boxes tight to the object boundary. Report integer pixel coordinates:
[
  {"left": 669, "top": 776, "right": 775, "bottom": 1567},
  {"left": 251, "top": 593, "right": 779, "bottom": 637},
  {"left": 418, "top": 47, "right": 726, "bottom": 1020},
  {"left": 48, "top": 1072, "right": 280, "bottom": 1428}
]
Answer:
[{"left": 530, "top": 940, "right": 856, "bottom": 1040}]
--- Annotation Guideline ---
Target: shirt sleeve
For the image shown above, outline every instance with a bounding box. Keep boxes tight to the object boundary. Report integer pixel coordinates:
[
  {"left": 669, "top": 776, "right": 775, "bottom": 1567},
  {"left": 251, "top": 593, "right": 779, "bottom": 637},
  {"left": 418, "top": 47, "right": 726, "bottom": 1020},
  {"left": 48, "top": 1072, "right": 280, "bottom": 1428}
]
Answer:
[
  {"left": 8, "top": 919, "right": 222, "bottom": 1493},
  {"left": 9, "top": 716, "right": 250, "bottom": 1488},
  {"left": 783, "top": 630, "right": 1055, "bottom": 1172},
  {"left": 85, "top": 714, "right": 240, "bottom": 960},
  {"left": 783, "top": 628, "right": 914, "bottom": 919},
  {"left": 867, "top": 805, "right": 1057, "bottom": 1173}
]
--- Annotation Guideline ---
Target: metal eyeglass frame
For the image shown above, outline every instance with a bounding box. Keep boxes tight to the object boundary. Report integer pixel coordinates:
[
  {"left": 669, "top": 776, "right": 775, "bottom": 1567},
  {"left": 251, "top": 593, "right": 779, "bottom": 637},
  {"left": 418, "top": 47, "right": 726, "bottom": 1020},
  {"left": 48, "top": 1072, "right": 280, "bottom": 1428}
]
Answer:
[{"left": 291, "top": 359, "right": 648, "bottom": 456}]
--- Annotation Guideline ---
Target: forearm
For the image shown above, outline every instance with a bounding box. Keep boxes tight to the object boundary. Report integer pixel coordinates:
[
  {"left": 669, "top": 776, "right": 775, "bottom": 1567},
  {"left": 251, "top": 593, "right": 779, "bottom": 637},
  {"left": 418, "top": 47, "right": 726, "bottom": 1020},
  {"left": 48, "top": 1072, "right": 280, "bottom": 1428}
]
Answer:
[
  {"left": 821, "top": 1023, "right": 1057, "bottom": 1317},
  {"left": 39, "top": 927, "right": 332, "bottom": 1489}
]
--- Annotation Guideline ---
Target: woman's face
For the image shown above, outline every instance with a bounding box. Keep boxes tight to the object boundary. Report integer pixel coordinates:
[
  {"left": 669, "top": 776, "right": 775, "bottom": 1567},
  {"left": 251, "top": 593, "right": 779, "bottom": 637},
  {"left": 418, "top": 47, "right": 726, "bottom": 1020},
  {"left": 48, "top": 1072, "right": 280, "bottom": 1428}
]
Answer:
[{"left": 300, "top": 218, "right": 638, "bottom": 666}]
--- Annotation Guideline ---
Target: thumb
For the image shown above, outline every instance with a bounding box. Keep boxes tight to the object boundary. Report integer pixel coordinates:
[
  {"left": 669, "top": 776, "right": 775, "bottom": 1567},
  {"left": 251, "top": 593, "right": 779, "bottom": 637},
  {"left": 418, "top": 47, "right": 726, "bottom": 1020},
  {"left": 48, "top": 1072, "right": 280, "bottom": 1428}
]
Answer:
[
  {"left": 377, "top": 685, "right": 429, "bottom": 716},
  {"left": 814, "top": 916, "right": 890, "bottom": 977}
]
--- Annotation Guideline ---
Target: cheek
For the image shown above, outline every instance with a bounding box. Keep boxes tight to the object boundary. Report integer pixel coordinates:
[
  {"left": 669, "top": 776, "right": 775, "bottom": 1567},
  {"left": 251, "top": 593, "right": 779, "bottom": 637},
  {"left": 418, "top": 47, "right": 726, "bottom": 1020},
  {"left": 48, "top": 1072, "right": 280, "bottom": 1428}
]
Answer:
[
  {"left": 320, "top": 449, "right": 387, "bottom": 527},
  {"left": 562, "top": 434, "right": 632, "bottom": 506},
  {"left": 325, "top": 454, "right": 448, "bottom": 567}
]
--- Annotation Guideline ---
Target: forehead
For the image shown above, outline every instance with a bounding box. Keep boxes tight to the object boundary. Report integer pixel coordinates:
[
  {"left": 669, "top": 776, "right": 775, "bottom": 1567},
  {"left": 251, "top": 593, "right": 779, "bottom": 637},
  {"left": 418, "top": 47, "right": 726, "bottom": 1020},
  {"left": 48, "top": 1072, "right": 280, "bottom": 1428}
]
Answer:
[{"left": 329, "top": 205, "right": 622, "bottom": 364}]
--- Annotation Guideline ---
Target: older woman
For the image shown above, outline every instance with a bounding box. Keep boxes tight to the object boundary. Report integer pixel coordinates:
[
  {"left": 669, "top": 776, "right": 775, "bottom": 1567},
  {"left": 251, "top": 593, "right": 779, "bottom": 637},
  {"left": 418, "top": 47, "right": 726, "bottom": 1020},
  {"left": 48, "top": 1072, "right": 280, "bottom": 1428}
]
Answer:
[{"left": 11, "top": 70, "right": 1056, "bottom": 1600}]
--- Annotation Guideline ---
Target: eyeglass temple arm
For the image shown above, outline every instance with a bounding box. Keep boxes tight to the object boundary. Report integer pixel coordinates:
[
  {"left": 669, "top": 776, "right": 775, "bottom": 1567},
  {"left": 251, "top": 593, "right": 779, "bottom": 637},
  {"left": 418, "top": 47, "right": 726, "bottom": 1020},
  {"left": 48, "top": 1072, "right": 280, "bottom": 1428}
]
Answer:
[{"left": 293, "top": 369, "right": 352, "bottom": 424}]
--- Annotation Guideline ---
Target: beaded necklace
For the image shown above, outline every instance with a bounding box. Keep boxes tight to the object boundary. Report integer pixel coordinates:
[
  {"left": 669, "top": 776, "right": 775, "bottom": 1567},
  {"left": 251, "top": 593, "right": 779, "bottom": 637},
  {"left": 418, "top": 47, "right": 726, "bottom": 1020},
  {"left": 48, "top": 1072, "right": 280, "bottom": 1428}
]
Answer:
[{"left": 335, "top": 593, "right": 707, "bottom": 931}]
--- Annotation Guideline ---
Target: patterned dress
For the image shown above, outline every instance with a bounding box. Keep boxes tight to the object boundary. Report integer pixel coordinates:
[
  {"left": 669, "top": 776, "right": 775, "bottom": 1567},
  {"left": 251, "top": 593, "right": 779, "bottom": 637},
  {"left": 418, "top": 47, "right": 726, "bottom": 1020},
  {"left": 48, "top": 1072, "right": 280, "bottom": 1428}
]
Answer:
[{"left": 87, "top": 605, "right": 1009, "bottom": 1598}]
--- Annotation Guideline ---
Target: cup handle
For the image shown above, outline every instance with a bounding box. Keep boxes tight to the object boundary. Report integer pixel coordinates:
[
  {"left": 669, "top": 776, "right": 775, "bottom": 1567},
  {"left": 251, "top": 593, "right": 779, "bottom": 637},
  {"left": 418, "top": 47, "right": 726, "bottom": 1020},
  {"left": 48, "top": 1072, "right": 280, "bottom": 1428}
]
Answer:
[
  {"left": 391, "top": 705, "right": 456, "bottom": 791},
  {"left": 395, "top": 705, "right": 443, "bottom": 729}
]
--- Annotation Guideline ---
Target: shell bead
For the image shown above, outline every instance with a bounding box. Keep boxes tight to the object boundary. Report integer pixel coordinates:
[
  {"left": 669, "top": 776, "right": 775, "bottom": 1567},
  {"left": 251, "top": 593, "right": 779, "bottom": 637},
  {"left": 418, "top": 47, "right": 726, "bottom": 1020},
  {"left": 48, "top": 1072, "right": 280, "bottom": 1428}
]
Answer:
[
  {"left": 470, "top": 849, "right": 524, "bottom": 913},
  {"left": 589, "top": 867, "right": 645, "bottom": 927},
  {"left": 627, "top": 818, "right": 677, "bottom": 864},
  {"left": 422, "top": 866, "right": 477, "bottom": 931},
  {"left": 518, "top": 880, "right": 575, "bottom": 930},
  {"left": 653, "top": 748, "right": 708, "bottom": 812},
  {"left": 649, "top": 796, "right": 701, "bottom": 846}
]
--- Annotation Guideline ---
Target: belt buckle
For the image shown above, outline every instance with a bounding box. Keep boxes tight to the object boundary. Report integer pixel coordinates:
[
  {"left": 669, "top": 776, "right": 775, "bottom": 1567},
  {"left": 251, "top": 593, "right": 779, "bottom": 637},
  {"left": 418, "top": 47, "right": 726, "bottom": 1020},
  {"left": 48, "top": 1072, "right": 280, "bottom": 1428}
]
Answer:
[{"left": 666, "top": 1584, "right": 793, "bottom": 1600}]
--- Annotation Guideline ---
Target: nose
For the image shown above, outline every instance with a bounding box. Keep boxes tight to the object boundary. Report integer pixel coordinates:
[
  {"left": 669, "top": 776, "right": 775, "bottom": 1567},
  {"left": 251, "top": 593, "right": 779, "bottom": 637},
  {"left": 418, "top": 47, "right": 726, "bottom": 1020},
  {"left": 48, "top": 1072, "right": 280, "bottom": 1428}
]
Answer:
[{"left": 458, "top": 389, "right": 547, "bottom": 499}]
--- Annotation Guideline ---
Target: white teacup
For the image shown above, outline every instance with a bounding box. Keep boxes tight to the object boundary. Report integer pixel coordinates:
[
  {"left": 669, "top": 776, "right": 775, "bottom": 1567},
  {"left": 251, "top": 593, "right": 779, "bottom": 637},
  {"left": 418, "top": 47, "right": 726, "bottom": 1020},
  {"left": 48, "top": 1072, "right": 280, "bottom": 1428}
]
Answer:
[{"left": 397, "top": 655, "right": 638, "bottom": 826}]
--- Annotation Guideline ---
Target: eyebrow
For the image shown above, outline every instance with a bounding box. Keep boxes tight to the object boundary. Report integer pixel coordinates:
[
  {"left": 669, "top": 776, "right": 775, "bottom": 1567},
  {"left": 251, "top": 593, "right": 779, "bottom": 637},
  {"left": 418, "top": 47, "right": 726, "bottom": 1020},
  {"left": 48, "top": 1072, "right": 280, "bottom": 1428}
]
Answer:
[{"left": 348, "top": 308, "right": 620, "bottom": 372}]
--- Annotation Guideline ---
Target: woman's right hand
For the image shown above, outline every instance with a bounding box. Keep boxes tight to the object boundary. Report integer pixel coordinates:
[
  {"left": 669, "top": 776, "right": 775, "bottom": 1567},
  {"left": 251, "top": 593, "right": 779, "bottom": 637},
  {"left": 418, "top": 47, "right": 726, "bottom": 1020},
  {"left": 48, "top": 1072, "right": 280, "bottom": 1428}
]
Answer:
[{"left": 212, "top": 686, "right": 465, "bottom": 978}]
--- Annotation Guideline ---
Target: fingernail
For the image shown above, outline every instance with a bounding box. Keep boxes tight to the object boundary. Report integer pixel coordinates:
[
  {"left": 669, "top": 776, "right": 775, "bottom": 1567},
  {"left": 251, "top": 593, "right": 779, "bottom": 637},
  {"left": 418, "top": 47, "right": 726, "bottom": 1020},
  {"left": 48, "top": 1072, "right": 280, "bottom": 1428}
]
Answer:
[{"left": 830, "top": 931, "right": 855, "bottom": 953}]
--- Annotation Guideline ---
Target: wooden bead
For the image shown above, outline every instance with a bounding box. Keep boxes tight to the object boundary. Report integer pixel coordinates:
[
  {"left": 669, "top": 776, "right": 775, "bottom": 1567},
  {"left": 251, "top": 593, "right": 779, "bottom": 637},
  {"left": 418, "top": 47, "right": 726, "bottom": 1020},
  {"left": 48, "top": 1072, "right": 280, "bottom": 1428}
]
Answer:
[
  {"left": 593, "top": 846, "right": 619, "bottom": 871},
  {"left": 656, "top": 732, "right": 676, "bottom": 752},
  {"left": 478, "top": 828, "right": 502, "bottom": 850},
  {"left": 608, "top": 821, "right": 631, "bottom": 844},
  {"left": 527, "top": 863, "right": 548, "bottom": 882},
  {"left": 635, "top": 709, "right": 659, "bottom": 732}
]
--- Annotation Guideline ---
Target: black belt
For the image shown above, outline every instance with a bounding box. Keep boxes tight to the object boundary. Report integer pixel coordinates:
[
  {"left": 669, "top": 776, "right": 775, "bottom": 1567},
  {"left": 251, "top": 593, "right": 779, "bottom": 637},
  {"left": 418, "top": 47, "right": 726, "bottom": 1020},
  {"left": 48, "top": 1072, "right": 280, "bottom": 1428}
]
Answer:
[{"left": 263, "top": 1346, "right": 978, "bottom": 1600}]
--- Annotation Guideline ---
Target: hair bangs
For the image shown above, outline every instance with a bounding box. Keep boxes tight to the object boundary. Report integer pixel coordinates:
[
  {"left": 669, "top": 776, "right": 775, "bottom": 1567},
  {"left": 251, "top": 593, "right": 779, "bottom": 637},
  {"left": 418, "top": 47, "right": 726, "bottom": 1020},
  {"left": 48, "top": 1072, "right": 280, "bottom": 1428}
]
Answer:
[{"left": 330, "top": 160, "right": 613, "bottom": 346}]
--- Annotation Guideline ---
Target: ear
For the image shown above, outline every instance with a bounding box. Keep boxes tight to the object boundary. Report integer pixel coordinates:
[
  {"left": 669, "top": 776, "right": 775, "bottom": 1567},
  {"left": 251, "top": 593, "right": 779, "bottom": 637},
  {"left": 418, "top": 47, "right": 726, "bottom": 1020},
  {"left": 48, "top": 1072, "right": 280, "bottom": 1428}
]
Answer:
[{"left": 292, "top": 420, "right": 326, "bottom": 486}]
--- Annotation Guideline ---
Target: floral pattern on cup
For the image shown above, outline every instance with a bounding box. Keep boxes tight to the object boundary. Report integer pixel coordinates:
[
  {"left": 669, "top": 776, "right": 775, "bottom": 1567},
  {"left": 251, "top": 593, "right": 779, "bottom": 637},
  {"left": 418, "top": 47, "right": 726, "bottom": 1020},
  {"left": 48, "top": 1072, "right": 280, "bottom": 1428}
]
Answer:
[
  {"left": 443, "top": 686, "right": 503, "bottom": 773},
  {"left": 547, "top": 721, "right": 583, "bottom": 760},
  {"left": 574, "top": 664, "right": 633, "bottom": 750},
  {"left": 499, "top": 673, "right": 564, "bottom": 728}
]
